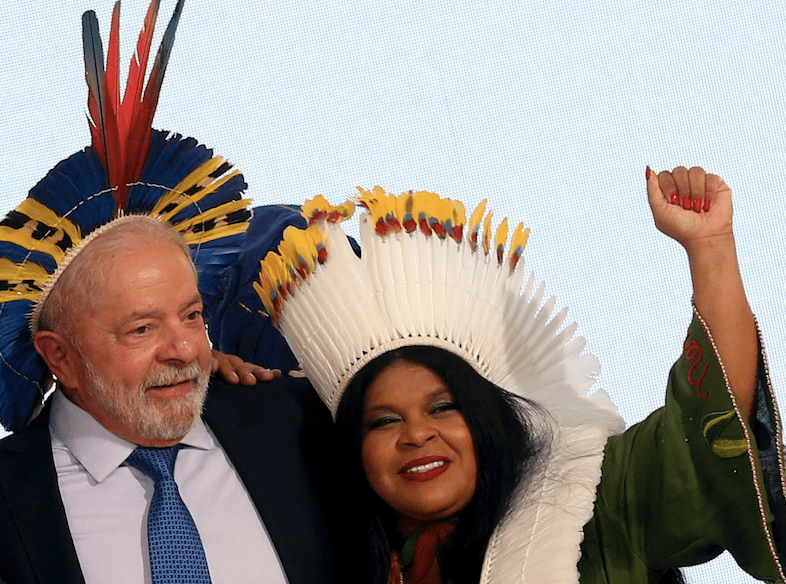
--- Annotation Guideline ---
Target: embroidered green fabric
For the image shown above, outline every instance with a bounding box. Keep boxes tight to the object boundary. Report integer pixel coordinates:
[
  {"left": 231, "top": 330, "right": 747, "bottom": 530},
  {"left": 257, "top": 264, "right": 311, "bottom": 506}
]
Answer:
[{"left": 578, "top": 316, "right": 786, "bottom": 583}]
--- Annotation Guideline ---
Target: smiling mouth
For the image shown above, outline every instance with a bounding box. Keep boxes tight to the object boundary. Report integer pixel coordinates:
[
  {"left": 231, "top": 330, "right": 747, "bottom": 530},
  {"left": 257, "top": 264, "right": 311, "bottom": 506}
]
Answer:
[
  {"left": 398, "top": 456, "right": 451, "bottom": 482},
  {"left": 147, "top": 378, "right": 194, "bottom": 392},
  {"left": 165, "top": 378, "right": 191, "bottom": 386},
  {"left": 406, "top": 460, "right": 445, "bottom": 473}
]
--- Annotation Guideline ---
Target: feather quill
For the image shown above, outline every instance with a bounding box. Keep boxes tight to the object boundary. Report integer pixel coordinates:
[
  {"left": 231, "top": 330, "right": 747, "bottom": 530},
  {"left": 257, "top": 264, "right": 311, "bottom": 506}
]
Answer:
[
  {"left": 121, "top": 0, "right": 160, "bottom": 134},
  {"left": 127, "top": 0, "right": 185, "bottom": 185},
  {"left": 105, "top": 3, "right": 122, "bottom": 127},
  {"left": 82, "top": 9, "right": 122, "bottom": 188}
]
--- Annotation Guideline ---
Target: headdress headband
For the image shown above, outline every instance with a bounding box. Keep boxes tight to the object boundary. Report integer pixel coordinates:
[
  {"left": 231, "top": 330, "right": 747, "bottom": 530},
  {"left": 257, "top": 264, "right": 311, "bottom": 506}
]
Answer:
[
  {"left": 0, "top": 0, "right": 251, "bottom": 430},
  {"left": 253, "top": 187, "right": 624, "bottom": 583}
]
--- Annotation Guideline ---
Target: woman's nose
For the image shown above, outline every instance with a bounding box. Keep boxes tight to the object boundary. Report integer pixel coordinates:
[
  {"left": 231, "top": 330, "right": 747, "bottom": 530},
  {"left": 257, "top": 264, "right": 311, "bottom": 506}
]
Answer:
[{"left": 398, "top": 417, "right": 438, "bottom": 448}]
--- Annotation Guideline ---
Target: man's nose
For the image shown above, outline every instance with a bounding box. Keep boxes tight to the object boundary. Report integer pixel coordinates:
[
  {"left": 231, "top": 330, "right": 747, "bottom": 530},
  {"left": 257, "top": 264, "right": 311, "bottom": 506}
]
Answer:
[{"left": 157, "top": 325, "right": 199, "bottom": 364}]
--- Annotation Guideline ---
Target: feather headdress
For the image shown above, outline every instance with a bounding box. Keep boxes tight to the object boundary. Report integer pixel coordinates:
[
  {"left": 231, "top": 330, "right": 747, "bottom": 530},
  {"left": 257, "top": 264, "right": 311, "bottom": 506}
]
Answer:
[
  {"left": 0, "top": 0, "right": 251, "bottom": 431},
  {"left": 253, "top": 187, "right": 625, "bottom": 584}
]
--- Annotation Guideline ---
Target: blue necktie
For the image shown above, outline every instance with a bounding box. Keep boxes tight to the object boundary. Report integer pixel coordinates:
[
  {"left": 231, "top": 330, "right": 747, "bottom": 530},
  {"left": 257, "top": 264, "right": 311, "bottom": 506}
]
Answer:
[{"left": 127, "top": 445, "right": 212, "bottom": 584}]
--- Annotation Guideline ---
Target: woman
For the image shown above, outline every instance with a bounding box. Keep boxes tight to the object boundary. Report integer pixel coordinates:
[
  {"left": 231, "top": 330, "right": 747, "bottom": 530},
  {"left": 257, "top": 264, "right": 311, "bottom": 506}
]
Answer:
[
  {"left": 246, "top": 168, "right": 785, "bottom": 583},
  {"left": 335, "top": 344, "right": 548, "bottom": 583}
]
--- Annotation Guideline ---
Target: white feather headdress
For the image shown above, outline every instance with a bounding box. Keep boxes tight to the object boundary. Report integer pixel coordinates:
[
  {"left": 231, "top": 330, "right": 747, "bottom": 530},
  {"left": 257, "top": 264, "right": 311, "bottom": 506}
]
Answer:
[{"left": 254, "top": 187, "right": 625, "bottom": 583}]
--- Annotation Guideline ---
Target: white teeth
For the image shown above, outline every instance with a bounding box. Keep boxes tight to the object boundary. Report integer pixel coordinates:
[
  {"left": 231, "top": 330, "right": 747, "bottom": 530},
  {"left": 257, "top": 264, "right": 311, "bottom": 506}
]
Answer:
[{"left": 406, "top": 460, "right": 445, "bottom": 473}]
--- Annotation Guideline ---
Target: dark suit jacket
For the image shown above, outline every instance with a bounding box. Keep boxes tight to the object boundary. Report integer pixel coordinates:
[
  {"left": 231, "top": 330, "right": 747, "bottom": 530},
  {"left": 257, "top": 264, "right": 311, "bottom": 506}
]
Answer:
[{"left": 0, "top": 376, "right": 345, "bottom": 584}]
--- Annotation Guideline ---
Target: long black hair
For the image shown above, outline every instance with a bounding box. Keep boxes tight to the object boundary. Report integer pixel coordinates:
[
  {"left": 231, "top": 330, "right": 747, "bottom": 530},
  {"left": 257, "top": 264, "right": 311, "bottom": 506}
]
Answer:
[{"left": 334, "top": 345, "right": 551, "bottom": 584}]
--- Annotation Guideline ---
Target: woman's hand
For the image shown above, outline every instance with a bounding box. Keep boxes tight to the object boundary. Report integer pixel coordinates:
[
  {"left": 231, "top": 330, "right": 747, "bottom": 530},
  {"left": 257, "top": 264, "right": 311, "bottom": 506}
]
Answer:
[
  {"left": 211, "top": 350, "right": 281, "bottom": 385},
  {"left": 646, "top": 165, "right": 733, "bottom": 253},
  {"left": 646, "top": 166, "right": 757, "bottom": 417}
]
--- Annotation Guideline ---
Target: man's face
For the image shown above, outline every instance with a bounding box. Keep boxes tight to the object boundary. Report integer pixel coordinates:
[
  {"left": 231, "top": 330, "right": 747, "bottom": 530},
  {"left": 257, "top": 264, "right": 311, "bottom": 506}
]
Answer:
[{"left": 68, "top": 237, "right": 212, "bottom": 446}]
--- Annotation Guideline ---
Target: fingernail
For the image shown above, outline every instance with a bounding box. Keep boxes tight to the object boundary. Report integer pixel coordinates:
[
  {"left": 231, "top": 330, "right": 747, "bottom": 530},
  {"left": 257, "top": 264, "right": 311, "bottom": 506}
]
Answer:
[
  {"left": 646, "top": 166, "right": 651, "bottom": 180},
  {"left": 692, "top": 198, "right": 702, "bottom": 213},
  {"left": 682, "top": 196, "right": 692, "bottom": 210},
  {"left": 703, "top": 198, "right": 711, "bottom": 212},
  {"left": 670, "top": 193, "right": 680, "bottom": 205}
]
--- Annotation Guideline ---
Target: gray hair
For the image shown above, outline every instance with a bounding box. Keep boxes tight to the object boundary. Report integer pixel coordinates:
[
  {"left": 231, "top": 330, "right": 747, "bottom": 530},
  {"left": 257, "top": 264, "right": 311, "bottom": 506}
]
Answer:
[{"left": 37, "top": 216, "right": 195, "bottom": 336}]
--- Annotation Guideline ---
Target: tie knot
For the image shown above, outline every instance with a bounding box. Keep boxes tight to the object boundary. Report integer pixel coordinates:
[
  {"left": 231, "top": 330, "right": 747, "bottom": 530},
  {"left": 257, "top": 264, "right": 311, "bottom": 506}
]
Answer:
[{"left": 127, "top": 445, "right": 180, "bottom": 483}]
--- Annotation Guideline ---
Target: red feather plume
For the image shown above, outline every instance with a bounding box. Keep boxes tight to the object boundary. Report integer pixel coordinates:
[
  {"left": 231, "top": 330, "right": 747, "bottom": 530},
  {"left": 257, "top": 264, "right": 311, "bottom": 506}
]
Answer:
[
  {"left": 105, "top": 3, "right": 122, "bottom": 120},
  {"left": 82, "top": 0, "right": 184, "bottom": 213}
]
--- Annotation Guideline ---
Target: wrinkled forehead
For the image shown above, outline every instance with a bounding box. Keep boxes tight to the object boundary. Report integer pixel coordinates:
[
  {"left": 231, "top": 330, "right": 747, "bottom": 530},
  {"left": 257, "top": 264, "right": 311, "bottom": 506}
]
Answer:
[
  {"left": 57, "top": 222, "right": 197, "bottom": 317},
  {"left": 98, "top": 240, "right": 194, "bottom": 291}
]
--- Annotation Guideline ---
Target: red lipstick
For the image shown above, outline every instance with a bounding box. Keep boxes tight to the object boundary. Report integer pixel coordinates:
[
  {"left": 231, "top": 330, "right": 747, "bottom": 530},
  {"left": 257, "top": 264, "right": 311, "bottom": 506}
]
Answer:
[{"left": 398, "top": 455, "right": 450, "bottom": 482}]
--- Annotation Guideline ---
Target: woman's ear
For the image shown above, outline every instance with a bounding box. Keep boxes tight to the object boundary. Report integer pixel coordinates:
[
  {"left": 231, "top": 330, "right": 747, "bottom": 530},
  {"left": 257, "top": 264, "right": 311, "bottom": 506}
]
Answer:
[{"left": 33, "top": 330, "right": 81, "bottom": 390}]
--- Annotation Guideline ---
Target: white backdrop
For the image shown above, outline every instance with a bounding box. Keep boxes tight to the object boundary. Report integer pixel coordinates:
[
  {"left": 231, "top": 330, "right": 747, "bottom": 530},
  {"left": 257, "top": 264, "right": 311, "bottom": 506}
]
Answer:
[{"left": 2, "top": 1, "right": 785, "bottom": 582}]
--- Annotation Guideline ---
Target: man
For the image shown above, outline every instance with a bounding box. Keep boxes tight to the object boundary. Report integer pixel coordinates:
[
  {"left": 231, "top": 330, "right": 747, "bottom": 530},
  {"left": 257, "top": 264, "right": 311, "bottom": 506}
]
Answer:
[
  {"left": 0, "top": 2, "right": 344, "bottom": 582},
  {"left": 0, "top": 217, "right": 342, "bottom": 584}
]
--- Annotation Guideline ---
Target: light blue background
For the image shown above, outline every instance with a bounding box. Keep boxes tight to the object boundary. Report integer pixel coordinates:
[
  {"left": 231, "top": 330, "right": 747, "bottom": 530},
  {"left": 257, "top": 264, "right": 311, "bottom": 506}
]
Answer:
[{"left": 2, "top": 2, "right": 785, "bottom": 582}]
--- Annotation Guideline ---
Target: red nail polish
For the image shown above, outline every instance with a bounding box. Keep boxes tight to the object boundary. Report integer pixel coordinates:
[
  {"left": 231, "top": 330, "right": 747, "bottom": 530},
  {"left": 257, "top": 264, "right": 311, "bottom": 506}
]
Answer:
[
  {"left": 692, "top": 198, "right": 702, "bottom": 213},
  {"left": 670, "top": 193, "right": 680, "bottom": 205},
  {"left": 703, "top": 198, "right": 711, "bottom": 212},
  {"left": 682, "top": 196, "right": 692, "bottom": 210},
  {"left": 646, "top": 166, "right": 651, "bottom": 180}
]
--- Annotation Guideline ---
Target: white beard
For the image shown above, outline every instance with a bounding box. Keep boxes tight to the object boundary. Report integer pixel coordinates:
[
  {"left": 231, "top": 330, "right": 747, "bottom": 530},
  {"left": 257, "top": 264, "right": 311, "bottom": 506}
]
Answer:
[{"left": 79, "top": 355, "right": 210, "bottom": 442}]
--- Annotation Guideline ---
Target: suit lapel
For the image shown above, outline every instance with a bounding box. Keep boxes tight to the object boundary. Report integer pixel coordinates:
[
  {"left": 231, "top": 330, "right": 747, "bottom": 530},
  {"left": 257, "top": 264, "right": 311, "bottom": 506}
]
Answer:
[
  {"left": 0, "top": 408, "right": 85, "bottom": 584},
  {"left": 204, "top": 378, "right": 338, "bottom": 584}
]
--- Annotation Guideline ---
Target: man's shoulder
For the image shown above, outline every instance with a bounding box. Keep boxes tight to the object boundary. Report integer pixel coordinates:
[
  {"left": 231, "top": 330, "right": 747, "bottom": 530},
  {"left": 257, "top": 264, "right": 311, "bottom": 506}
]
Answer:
[
  {"left": 0, "top": 410, "right": 51, "bottom": 460},
  {"left": 0, "top": 430, "right": 26, "bottom": 456},
  {"left": 205, "top": 374, "right": 318, "bottom": 405},
  {"left": 204, "top": 374, "right": 331, "bottom": 428}
]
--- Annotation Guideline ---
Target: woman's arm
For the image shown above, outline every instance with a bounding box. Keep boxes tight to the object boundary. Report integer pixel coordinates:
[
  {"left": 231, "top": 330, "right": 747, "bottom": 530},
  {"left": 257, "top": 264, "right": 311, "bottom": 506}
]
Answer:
[
  {"left": 580, "top": 168, "right": 784, "bottom": 580},
  {"left": 646, "top": 166, "right": 757, "bottom": 417}
]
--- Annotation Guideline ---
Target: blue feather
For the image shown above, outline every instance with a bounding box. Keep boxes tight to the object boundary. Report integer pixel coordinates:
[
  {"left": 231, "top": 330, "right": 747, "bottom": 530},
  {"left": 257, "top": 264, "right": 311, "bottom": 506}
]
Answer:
[
  {"left": 130, "top": 131, "right": 248, "bottom": 222},
  {"left": 28, "top": 148, "right": 112, "bottom": 233},
  {"left": 0, "top": 242, "right": 58, "bottom": 273},
  {"left": 165, "top": 138, "right": 210, "bottom": 182},
  {"left": 170, "top": 174, "right": 249, "bottom": 224},
  {"left": 193, "top": 232, "right": 246, "bottom": 321},
  {"left": 0, "top": 300, "right": 48, "bottom": 430}
]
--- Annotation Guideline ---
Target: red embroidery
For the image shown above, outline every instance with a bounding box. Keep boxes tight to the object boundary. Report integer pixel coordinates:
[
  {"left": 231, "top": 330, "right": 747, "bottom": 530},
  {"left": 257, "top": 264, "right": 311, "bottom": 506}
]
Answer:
[{"left": 683, "top": 339, "right": 710, "bottom": 398}]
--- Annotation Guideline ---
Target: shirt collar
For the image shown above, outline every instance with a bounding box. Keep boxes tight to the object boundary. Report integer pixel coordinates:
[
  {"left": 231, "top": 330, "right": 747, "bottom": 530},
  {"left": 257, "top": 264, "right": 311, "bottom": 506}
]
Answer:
[{"left": 49, "top": 388, "right": 212, "bottom": 483}]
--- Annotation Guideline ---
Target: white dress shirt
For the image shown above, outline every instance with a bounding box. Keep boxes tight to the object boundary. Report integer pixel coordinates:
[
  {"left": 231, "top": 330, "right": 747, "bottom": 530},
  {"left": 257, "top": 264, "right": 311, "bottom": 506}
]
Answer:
[{"left": 49, "top": 389, "right": 289, "bottom": 584}]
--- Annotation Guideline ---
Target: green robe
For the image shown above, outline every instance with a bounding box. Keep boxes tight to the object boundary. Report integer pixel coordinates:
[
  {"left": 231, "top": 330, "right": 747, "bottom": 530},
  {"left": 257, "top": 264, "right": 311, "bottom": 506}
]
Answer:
[{"left": 579, "top": 315, "right": 786, "bottom": 583}]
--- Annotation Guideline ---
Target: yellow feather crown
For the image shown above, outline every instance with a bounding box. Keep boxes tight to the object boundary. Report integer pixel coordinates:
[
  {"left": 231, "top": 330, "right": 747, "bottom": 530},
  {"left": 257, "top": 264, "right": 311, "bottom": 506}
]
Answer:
[{"left": 255, "top": 187, "right": 529, "bottom": 325}]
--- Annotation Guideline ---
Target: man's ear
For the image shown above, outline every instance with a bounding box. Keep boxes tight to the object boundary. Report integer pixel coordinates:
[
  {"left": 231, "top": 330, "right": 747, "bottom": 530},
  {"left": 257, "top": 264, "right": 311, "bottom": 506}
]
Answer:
[{"left": 33, "top": 331, "right": 81, "bottom": 390}]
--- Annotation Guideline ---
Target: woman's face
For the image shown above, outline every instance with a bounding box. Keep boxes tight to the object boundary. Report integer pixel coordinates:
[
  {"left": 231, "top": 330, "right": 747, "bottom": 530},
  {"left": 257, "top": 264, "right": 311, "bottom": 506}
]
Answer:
[{"left": 360, "top": 360, "right": 478, "bottom": 524}]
